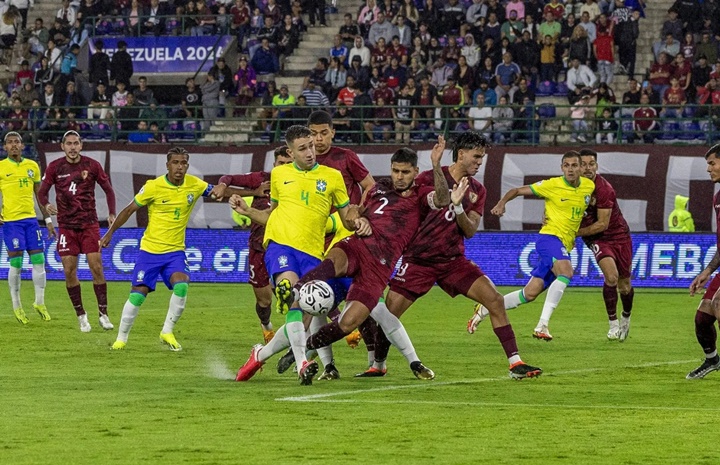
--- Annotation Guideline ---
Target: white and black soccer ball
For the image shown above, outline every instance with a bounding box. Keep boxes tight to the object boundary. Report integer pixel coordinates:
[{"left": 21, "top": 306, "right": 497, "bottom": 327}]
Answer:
[{"left": 298, "top": 280, "right": 335, "bottom": 316}]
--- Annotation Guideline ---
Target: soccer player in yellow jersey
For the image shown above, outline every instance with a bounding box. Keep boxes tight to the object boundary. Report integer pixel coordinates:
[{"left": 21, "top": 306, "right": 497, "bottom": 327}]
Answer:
[
  {"left": 232, "top": 125, "right": 370, "bottom": 385},
  {"left": 468, "top": 151, "right": 594, "bottom": 341},
  {"left": 99, "top": 147, "right": 215, "bottom": 351},
  {"left": 0, "top": 132, "right": 54, "bottom": 324}
]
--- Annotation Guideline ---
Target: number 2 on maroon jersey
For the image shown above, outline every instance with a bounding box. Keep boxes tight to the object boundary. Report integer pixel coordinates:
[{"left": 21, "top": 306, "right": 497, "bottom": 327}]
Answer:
[{"left": 373, "top": 197, "right": 389, "bottom": 215}]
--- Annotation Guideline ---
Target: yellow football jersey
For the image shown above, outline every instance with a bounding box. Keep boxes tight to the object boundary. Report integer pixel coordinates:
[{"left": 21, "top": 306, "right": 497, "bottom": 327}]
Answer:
[
  {"left": 0, "top": 157, "right": 41, "bottom": 221},
  {"left": 530, "top": 176, "right": 595, "bottom": 251},
  {"left": 134, "top": 174, "right": 210, "bottom": 254},
  {"left": 265, "top": 162, "right": 349, "bottom": 259}
]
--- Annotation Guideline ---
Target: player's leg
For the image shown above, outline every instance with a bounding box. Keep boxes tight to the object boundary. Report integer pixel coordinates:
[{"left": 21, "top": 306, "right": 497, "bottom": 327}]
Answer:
[
  {"left": 158, "top": 252, "right": 193, "bottom": 351},
  {"left": 27, "top": 219, "right": 50, "bottom": 320},
  {"left": 83, "top": 225, "right": 112, "bottom": 330},
  {"left": 7, "top": 249, "right": 27, "bottom": 324},
  {"left": 533, "top": 235, "right": 573, "bottom": 340},
  {"left": 61, "top": 254, "right": 92, "bottom": 332},
  {"left": 687, "top": 277, "right": 720, "bottom": 379},
  {"left": 248, "top": 249, "right": 274, "bottom": 342},
  {"left": 468, "top": 276, "right": 545, "bottom": 332},
  {"left": 596, "top": 256, "right": 621, "bottom": 340},
  {"left": 615, "top": 238, "right": 634, "bottom": 342}
]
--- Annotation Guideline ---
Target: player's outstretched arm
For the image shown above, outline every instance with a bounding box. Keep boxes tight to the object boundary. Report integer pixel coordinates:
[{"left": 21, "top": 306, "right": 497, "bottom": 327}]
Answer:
[
  {"left": 100, "top": 201, "right": 141, "bottom": 248},
  {"left": 228, "top": 194, "right": 270, "bottom": 225},
  {"left": 491, "top": 185, "right": 533, "bottom": 216},
  {"left": 577, "top": 208, "right": 611, "bottom": 237},
  {"left": 430, "top": 135, "right": 451, "bottom": 208},
  {"left": 336, "top": 204, "right": 372, "bottom": 236},
  {"left": 690, "top": 251, "right": 720, "bottom": 296}
]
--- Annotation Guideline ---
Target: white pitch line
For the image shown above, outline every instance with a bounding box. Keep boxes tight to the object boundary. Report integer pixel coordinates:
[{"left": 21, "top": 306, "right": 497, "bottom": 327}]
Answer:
[{"left": 275, "top": 359, "right": 697, "bottom": 402}]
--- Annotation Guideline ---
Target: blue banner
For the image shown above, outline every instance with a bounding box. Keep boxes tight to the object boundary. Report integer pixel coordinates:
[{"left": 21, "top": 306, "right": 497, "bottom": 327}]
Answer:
[
  {"left": 89, "top": 36, "right": 234, "bottom": 73},
  {"left": 0, "top": 229, "right": 715, "bottom": 288}
]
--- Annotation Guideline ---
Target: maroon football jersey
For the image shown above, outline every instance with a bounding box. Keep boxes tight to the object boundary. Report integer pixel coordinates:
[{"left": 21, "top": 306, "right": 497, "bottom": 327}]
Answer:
[
  {"left": 404, "top": 167, "right": 486, "bottom": 264},
  {"left": 359, "top": 178, "right": 433, "bottom": 267},
  {"left": 714, "top": 190, "right": 720, "bottom": 248},
  {"left": 40, "top": 155, "right": 116, "bottom": 229},
  {"left": 316, "top": 146, "right": 370, "bottom": 205},
  {"left": 220, "top": 172, "right": 271, "bottom": 252},
  {"left": 581, "top": 174, "right": 630, "bottom": 243}
]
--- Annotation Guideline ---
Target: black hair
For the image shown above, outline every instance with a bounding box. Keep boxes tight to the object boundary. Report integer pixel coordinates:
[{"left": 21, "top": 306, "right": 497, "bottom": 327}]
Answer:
[
  {"left": 61, "top": 130, "right": 81, "bottom": 143},
  {"left": 3, "top": 131, "right": 22, "bottom": 143},
  {"left": 308, "top": 110, "right": 333, "bottom": 128},
  {"left": 285, "top": 125, "right": 312, "bottom": 145},
  {"left": 705, "top": 144, "right": 720, "bottom": 160},
  {"left": 452, "top": 132, "right": 488, "bottom": 162},
  {"left": 167, "top": 146, "right": 189, "bottom": 162},
  {"left": 562, "top": 150, "right": 581, "bottom": 163},
  {"left": 274, "top": 146, "right": 290, "bottom": 158},
  {"left": 391, "top": 147, "right": 418, "bottom": 167},
  {"left": 578, "top": 149, "right": 597, "bottom": 160}
]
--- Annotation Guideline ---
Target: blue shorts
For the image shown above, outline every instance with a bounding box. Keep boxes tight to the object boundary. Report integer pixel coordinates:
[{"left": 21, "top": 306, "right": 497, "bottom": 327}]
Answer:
[
  {"left": 327, "top": 277, "right": 352, "bottom": 307},
  {"left": 531, "top": 234, "right": 571, "bottom": 289},
  {"left": 3, "top": 218, "right": 43, "bottom": 253},
  {"left": 131, "top": 250, "right": 189, "bottom": 292},
  {"left": 264, "top": 241, "right": 321, "bottom": 285}
]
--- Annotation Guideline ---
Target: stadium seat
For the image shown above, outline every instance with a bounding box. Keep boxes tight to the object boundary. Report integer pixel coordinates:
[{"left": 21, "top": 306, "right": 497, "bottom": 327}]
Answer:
[
  {"left": 537, "top": 103, "right": 556, "bottom": 119},
  {"left": 456, "top": 37, "right": 465, "bottom": 46},
  {"left": 438, "top": 37, "right": 447, "bottom": 47},
  {"left": 683, "top": 105, "right": 697, "bottom": 118},
  {"left": 554, "top": 81, "right": 569, "bottom": 96},
  {"left": 678, "top": 121, "right": 700, "bottom": 140},
  {"left": 536, "top": 80, "right": 555, "bottom": 97},
  {"left": 620, "top": 118, "right": 634, "bottom": 141},
  {"left": 660, "top": 121, "right": 680, "bottom": 141}
]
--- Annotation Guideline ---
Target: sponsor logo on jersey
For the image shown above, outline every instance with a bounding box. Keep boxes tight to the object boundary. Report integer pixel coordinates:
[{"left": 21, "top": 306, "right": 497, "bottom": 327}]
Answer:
[
  {"left": 316, "top": 179, "right": 327, "bottom": 193},
  {"left": 278, "top": 255, "right": 288, "bottom": 268},
  {"left": 187, "top": 193, "right": 195, "bottom": 205},
  {"left": 58, "top": 174, "right": 70, "bottom": 178}
]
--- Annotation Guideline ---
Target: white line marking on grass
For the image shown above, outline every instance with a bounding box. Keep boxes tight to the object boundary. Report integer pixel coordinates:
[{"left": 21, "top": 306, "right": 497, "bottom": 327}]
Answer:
[{"left": 275, "top": 359, "right": 697, "bottom": 403}]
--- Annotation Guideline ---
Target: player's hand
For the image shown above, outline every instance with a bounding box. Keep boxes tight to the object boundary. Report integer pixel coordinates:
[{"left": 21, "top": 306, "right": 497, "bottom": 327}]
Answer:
[
  {"left": 46, "top": 223, "right": 57, "bottom": 240},
  {"left": 254, "top": 180, "right": 271, "bottom": 197},
  {"left": 210, "top": 183, "right": 228, "bottom": 201},
  {"left": 451, "top": 177, "right": 469, "bottom": 207},
  {"left": 229, "top": 194, "right": 250, "bottom": 214},
  {"left": 354, "top": 217, "right": 372, "bottom": 236},
  {"left": 690, "top": 271, "right": 711, "bottom": 296},
  {"left": 490, "top": 202, "right": 506, "bottom": 217},
  {"left": 430, "top": 135, "right": 446, "bottom": 167},
  {"left": 345, "top": 204, "right": 361, "bottom": 222},
  {"left": 107, "top": 214, "right": 116, "bottom": 228},
  {"left": 99, "top": 233, "right": 112, "bottom": 249},
  {"left": 46, "top": 203, "right": 58, "bottom": 216}
]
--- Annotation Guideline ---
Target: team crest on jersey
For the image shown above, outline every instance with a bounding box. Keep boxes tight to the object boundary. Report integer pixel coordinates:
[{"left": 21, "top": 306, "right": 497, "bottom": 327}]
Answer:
[
  {"left": 27, "top": 169, "right": 35, "bottom": 179},
  {"left": 469, "top": 193, "right": 478, "bottom": 203},
  {"left": 187, "top": 193, "right": 195, "bottom": 205},
  {"left": 137, "top": 270, "right": 145, "bottom": 282},
  {"left": 81, "top": 170, "right": 88, "bottom": 180},
  {"left": 278, "top": 255, "right": 288, "bottom": 268},
  {"left": 12, "top": 238, "right": 19, "bottom": 248},
  {"left": 584, "top": 195, "right": 591, "bottom": 205},
  {"left": 316, "top": 179, "right": 327, "bottom": 193}
]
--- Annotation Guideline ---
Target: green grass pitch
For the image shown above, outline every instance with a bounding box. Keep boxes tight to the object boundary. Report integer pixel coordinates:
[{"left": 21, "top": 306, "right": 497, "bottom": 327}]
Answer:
[{"left": 1, "top": 281, "right": 718, "bottom": 465}]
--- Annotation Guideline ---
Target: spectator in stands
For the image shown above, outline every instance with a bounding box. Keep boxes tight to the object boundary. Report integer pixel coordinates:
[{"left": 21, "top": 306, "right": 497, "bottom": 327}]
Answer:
[
  {"left": 363, "top": 96, "right": 393, "bottom": 142},
  {"left": 201, "top": 70, "right": 220, "bottom": 131},
  {"left": 148, "top": 122, "right": 167, "bottom": 143},
  {"left": 544, "top": 0, "right": 565, "bottom": 19},
  {"left": 594, "top": 27, "right": 614, "bottom": 85},
  {"left": 368, "top": 12, "right": 398, "bottom": 47},
  {"left": 16, "top": 80, "right": 38, "bottom": 106},
  {"left": 566, "top": 57, "right": 597, "bottom": 100},
  {"left": 580, "top": 0, "right": 601, "bottom": 20},
  {"left": 486, "top": 0, "right": 505, "bottom": 23},
  {"left": 233, "top": 56, "right": 256, "bottom": 116},
  {"left": 263, "top": 0, "right": 282, "bottom": 26},
  {"left": 569, "top": 93, "right": 591, "bottom": 142},
  {"left": 628, "top": 93, "right": 657, "bottom": 143},
  {"left": 466, "top": 0, "right": 486, "bottom": 29},
  {"left": 301, "top": 81, "right": 330, "bottom": 108},
  {"left": 348, "top": 86, "right": 372, "bottom": 142},
  {"left": 460, "top": 33, "right": 480, "bottom": 68},
  {"left": 339, "top": 14, "right": 359, "bottom": 49},
  {"left": 63, "top": 81, "right": 84, "bottom": 114},
  {"left": 494, "top": 52, "right": 521, "bottom": 101},
  {"left": 326, "top": 56, "right": 347, "bottom": 101},
  {"left": 179, "top": 77, "right": 201, "bottom": 120},
  {"left": 143, "top": 0, "right": 169, "bottom": 36},
  {"left": 392, "top": 15, "right": 411, "bottom": 49},
  {"left": 383, "top": 56, "right": 406, "bottom": 91},
  {"left": 693, "top": 55, "right": 712, "bottom": 101},
  {"left": 663, "top": 76, "right": 687, "bottom": 113},
  {"left": 252, "top": 80, "right": 276, "bottom": 131},
  {"left": 649, "top": 52, "right": 672, "bottom": 98},
  {"left": 539, "top": 11, "right": 561, "bottom": 42},
  {"left": 389, "top": 35, "right": 409, "bottom": 66},
  {"left": 133, "top": 76, "right": 154, "bottom": 106},
  {"left": 56, "top": 0, "right": 76, "bottom": 26},
  {"left": 614, "top": 3, "right": 639, "bottom": 76},
  {"left": 332, "top": 103, "right": 352, "bottom": 142},
  {"left": 393, "top": 84, "right": 414, "bottom": 143},
  {"left": 514, "top": 31, "right": 540, "bottom": 80},
  {"left": 673, "top": 53, "right": 692, "bottom": 93},
  {"left": 128, "top": 120, "right": 154, "bottom": 143},
  {"left": 513, "top": 77, "right": 535, "bottom": 105},
  {"left": 696, "top": 32, "right": 718, "bottom": 64},
  {"left": 336, "top": 75, "right": 358, "bottom": 106},
  {"left": 288, "top": 95, "right": 310, "bottom": 123},
  {"left": 7, "top": 98, "right": 27, "bottom": 131},
  {"left": 89, "top": 40, "right": 110, "bottom": 86},
  {"left": 442, "top": 0, "right": 467, "bottom": 36},
  {"left": 112, "top": 81, "right": 129, "bottom": 108},
  {"left": 371, "top": 37, "right": 390, "bottom": 69},
  {"left": 373, "top": 76, "right": 395, "bottom": 104},
  {"left": 230, "top": 0, "right": 251, "bottom": 48},
  {"left": 251, "top": 38, "right": 280, "bottom": 75},
  {"left": 501, "top": 10, "right": 523, "bottom": 43},
  {"left": 441, "top": 35, "right": 461, "bottom": 67},
  {"left": 0, "top": 6, "right": 20, "bottom": 64},
  {"left": 654, "top": 33, "right": 680, "bottom": 62},
  {"left": 578, "top": 11, "right": 596, "bottom": 43},
  {"left": 409, "top": 37, "right": 428, "bottom": 69},
  {"left": 77, "top": 0, "right": 100, "bottom": 31},
  {"left": 467, "top": 93, "right": 492, "bottom": 138},
  {"left": 622, "top": 78, "right": 641, "bottom": 106},
  {"left": 417, "top": 22, "right": 432, "bottom": 46},
  {"left": 14, "top": 60, "right": 31, "bottom": 87},
  {"left": 472, "top": 76, "right": 497, "bottom": 106},
  {"left": 29, "top": 98, "right": 48, "bottom": 134},
  {"left": 277, "top": 14, "right": 300, "bottom": 60},
  {"left": 595, "top": 107, "right": 617, "bottom": 143},
  {"left": 430, "top": 56, "right": 453, "bottom": 89},
  {"left": 110, "top": 41, "right": 133, "bottom": 87},
  {"left": 24, "top": 18, "right": 49, "bottom": 58},
  {"left": 40, "top": 82, "right": 58, "bottom": 110},
  {"left": 539, "top": 35, "right": 557, "bottom": 82},
  {"left": 484, "top": 13, "right": 502, "bottom": 44},
  {"left": 492, "top": 95, "right": 514, "bottom": 143},
  {"left": 661, "top": 9, "right": 683, "bottom": 43},
  {"left": 411, "top": 75, "right": 436, "bottom": 140},
  {"left": 346, "top": 56, "right": 369, "bottom": 92},
  {"left": 420, "top": 0, "right": 442, "bottom": 37},
  {"left": 88, "top": 82, "right": 111, "bottom": 121},
  {"left": 125, "top": 0, "right": 143, "bottom": 36},
  {"left": 358, "top": 0, "right": 380, "bottom": 37},
  {"left": 437, "top": 75, "right": 464, "bottom": 131},
  {"left": 348, "top": 35, "right": 371, "bottom": 67},
  {"left": 454, "top": 55, "right": 473, "bottom": 101},
  {"left": 672, "top": 0, "right": 701, "bottom": 34},
  {"left": 192, "top": 0, "right": 216, "bottom": 36},
  {"left": 427, "top": 37, "right": 443, "bottom": 67},
  {"left": 48, "top": 18, "right": 69, "bottom": 47},
  {"left": 303, "top": 57, "right": 328, "bottom": 91},
  {"left": 211, "top": 57, "right": 234, "bottom": 111},
  {"left": 680, "top": 32, "right": 696, "bottom": 61},
  {"left": 330, "top": 34, "right": 349, "bottom": 65}
]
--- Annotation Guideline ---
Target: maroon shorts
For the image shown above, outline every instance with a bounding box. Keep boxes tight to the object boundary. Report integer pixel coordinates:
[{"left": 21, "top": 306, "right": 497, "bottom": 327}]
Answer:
[
  {"left": 390, "top": 257, "right": 486, "bottom": 302},
  {"left": 57, "top": 225, "right": 100, "bottom": 257},
  {"left": 587, "top": 236, "right": 633, "bottom": 279},
  {"left": 248, "top": 247, "right": 270, "bottom": 288},
  {"left": 703, "top": 274, "right": 720, "bottom": 300},
  {"left": 335, "top": 236, "right": 392, "bottom": 312}
]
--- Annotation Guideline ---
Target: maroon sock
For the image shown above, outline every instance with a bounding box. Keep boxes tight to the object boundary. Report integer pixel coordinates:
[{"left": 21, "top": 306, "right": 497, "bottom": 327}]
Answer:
[
  {"left": 358, "top": 317, "right": 377, "bottom": 352},
  {"left": 295, "top": 259, "right": 336, "bottom": 291},
  {"left": 695, "top": 311, "right": 717, "bottom": 356},
  {"left": 493, "top": 324, "right": 519, "bottom": 359},
  {"left": 67, "top": 285, "right": 85, "bottom": 316},
  {"left": 620, "top": 288, "right": 634, "bottom": 318},
  {"left": 373, "top": 326, "right": 391, "bottom": 362},
  {"left": 327, "top": 307, "right": 341, "bottom": 322},
  {"left": 255, "top": 303, "right": 271, "bottom": 326},
  {"left": 306, "top": 320, "right": 348, "bottom": 350},
  {"left": 93, "top": 283, "right": 108, "bottom": 316},
  {"left": 603, "top": 284, "right": 618, "bottom": 320}
]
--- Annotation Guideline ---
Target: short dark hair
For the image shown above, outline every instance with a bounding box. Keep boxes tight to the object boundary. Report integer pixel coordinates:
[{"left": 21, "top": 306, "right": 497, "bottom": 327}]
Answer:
[
  {"left": 391, "top": 147, "right": 418, "bottom": 167},
  {"left": 308, "top": 110, "right": 333, "bottom": 127},
  {"left": 274, "top": 146, "right": 290, "bottom": 159},
  {"left": 167, "top": 146, "right": 189, "bottom": 161},
  {"left": 61, "top": 130, "right": 81, "bottom": 143},
  {"left": 562, "top": 150, "right": 581, "bottom": 163},
  {"left": 285, "top": 125, "right": 312, "bottom": 145},
  {"left": 705, "top": 144, "right": 720, "bottom": 160},
  {"left": 452, "top": 132, "right": 488, "bottom": 162},
  {"left": 94, "top": 39, "right": 104, "bottom": 50},
  {"left": 3, "top": 131, "right": 22, "bottom": 143},
  {"left": 579, "top": 149, "right": 597, "bottom": 160},
  {"left": 118, "top": 40, "right": 127, "bottom": 48}
]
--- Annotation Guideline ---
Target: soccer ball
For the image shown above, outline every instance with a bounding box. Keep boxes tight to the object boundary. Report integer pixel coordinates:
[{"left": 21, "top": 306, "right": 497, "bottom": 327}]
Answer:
[{"left": 298, "top": 280, "right": 335, "bottom": 316}]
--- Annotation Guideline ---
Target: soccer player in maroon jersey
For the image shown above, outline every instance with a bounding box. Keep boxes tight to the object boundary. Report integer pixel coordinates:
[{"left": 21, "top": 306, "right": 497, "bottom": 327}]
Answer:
[
  {"left": 687, "top": 144, "right": 720, "bottom": 379},
  {"left": 282, "top": 139, "right": 452, "bottom": 380},
  {"left": 38, "top": 131, "right": 117, "bottom": 332},
  {"left": 210, "top": 146, "right": 293, "bottom": 344},
  {"left": 576, "top": 149, "right": 635, "bottom": 342},
  {"left": 363, "top": 132, "right": 542, "bottom": 380}
]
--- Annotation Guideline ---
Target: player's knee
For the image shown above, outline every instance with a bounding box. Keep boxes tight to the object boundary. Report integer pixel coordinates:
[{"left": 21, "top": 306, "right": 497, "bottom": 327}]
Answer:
[
  {"left": 485, "top": 292, "right": 506, "bottom": 315},
  {"left": 173, "top": 282, "right": 189, "bottom": 297},
  {"left": 129, "top": 291, "right": 146, "bottom": 307},
  {"left": 9, "top": 256, "right": 23, "bottom": 269},
  {"left": 30, "top": 253, "right": 45, "bottom": 265},
  {"left": 618, "top": 279, "right": 631, "bottom": 294}
]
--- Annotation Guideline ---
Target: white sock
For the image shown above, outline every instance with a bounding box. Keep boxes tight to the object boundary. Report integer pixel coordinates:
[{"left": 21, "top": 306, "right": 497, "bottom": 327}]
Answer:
[
  {"left": 286, "top": 320, "right": 308, "bottom": 366},
  {"left": 480, "top": 290, "right": 526, "bottom": 318},
  {"left": 371, "top": 301, "right": 419, "bottom": 364},
  {"left": 32, "top": 263, "right": 46, "bottom": 305},
  {"left": 311, "top": 315, "right": 334, "bottom": 367},
  {"left": 367, "top": 350, "right": 375, "bottom": 366},
  {"left": 258, "top": 325, "right": 291, "bottom": 362},
  {"left": 538, "top": 278, "right": 568, "bottom": 327},
  {"left": 8, "top": 266, "right": 21, "bottom": 309},
  {"left": 117, "top": 300, "right": 140, "bottom": 343},
  {"left": 161, "top": 294, "right": 186, "bottom": 334},
  {"left": 261, "top": 322, "right": 274, "bottom": 331}
]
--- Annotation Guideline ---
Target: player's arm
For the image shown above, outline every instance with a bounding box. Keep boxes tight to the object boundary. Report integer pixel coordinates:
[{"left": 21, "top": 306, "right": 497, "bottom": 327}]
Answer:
[
  {"left": 37, "top": 178, "right": 56, "bottom": 215},
  {"left": 97, "top": 173, "right": 117, "bottom": 226},
  {"left": 228, "top": 194, "right": 272, "bottom": 225},
  {"left": 576, "top": 207, "right": 611, "bottom": 237},
  {"left": 359, "top": 175, "right": 375, "bottom": 205},
  {"left": 99, "top": 200, "right": 141, "bottom": 248},
  {"left": 211, "top": 174, "right": 269, "bottom": 201},
  {"left": 336, "top": 203, "right": 372, "bottom": 236},
  {"left": 430, "top": 136, "right": 451, "bottom": 208},
  {"left": 449, "top": 177, "right": 480, "bottom": 238},
  {"left": 690, "top": 251, "right": 720, "bottom": 296},
  {"left": 33, "top": 181, "right": 56, "bottom": 239},
  {"left": 491, "top": 185, "right": 534, "bottom": 216}
]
